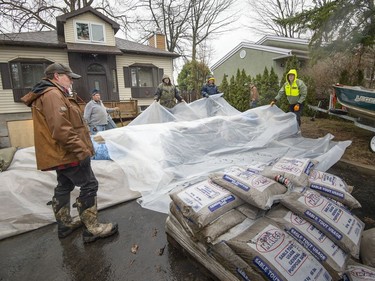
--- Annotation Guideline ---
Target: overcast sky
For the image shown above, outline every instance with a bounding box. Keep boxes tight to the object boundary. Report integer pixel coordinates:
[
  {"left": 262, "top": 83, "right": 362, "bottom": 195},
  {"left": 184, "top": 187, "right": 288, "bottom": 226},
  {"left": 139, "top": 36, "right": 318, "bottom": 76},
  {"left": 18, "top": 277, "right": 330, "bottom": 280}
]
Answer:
[{"left": 202, "top": 0, "right": 266, "bottom": 68}]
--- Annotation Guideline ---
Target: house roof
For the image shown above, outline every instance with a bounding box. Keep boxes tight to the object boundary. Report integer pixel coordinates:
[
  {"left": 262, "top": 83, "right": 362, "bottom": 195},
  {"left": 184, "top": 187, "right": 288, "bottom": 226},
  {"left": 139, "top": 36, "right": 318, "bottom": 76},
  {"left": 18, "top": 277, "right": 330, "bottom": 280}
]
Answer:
[
  {"left": 56, "top": 6, "right": 120, "bottom": 37},
  {"left": 115, "top": 38, "right": 179, "bottom": 57},
  {"left": 211, "top": 35, "right": 310, "bottom": 71},
  {"left": 66, "top": 43, "right": 123, "bottom": 54},
  {"left": 0, "top": 30, "right": 179, "bottom": 58},
  {"left": 255, "top": 35, "right": 309, "bottom": 46},
  {"left": 0, "top": 31, "right": 65, "bottom": 48},
  {"left": 211, "top": 42, "right": 294, "bottom": 70}
]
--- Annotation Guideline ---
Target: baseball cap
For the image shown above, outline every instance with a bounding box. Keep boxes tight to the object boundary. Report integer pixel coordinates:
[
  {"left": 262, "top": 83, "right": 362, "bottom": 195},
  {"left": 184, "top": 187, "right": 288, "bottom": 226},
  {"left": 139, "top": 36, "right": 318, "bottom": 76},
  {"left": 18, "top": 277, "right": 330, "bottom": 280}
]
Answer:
[
  {"left": 91, "top": 89, "right": 100, "bottom": 95},
  {"left": 44, "top": 63, "right": 81, "bottom": 79}
]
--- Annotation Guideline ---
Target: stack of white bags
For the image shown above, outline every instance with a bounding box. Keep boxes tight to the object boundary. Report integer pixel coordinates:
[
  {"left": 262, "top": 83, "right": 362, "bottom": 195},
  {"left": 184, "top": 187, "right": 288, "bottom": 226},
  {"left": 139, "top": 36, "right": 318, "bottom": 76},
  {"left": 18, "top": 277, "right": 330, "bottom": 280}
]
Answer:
[{"left": 166, "top": 156, "right": 375, "bottom": 281}]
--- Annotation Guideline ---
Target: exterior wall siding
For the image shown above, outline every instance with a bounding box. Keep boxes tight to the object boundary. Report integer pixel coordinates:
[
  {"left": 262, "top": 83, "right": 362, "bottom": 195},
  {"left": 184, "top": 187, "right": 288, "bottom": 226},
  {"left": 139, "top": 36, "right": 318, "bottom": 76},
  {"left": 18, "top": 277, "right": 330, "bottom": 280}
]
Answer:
[
  {"left": 116, "top": 55, "right": 173, "bottom": 106},
  {"left": 213, "top": 48, "right": 284, "bottom": 85},
  {"left": 65, "top": 13, "right": 116, "bottom": 46}
]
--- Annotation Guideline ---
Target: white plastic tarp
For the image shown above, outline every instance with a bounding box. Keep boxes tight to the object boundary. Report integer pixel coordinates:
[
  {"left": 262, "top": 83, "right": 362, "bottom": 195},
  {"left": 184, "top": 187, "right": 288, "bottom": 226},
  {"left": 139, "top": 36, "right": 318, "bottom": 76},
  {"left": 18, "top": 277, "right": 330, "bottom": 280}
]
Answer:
[
  {"left": 0, "top": 95, "right": 351, "bottom": 239},
  {"left": 99, "top": 95, "right": 351, "bottom": 214},
  {"left": 0, "top": 148, "right": 140, "bottom": 240}
]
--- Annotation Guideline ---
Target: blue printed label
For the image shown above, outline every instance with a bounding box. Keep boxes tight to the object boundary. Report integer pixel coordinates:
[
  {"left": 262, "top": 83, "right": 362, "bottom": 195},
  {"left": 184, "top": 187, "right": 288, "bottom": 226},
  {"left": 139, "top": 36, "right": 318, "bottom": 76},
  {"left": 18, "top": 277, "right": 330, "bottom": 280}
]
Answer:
[
  {"left": 310, "top": 184, "right": 344, "bottom": 199},
  {"left": 253, "top": 256, "right": 282, "bottom": 281},
  {"left": 288, "top": 228, "right": 327, "bottom": 262},
  {"left": 223, "top": 175, "right": 250, "bottom": 191},
  {"left": 236, "top": 267, "right": 251, "bottom": 281},
  {"left": 208, "top": 195, "right": 235, "bottom": 212},
  {"left": 304, "top": 210, "right": 343, "bottom": 240},
  {"left": 304, "top": 161, "right": 315, "bottom": 175}
]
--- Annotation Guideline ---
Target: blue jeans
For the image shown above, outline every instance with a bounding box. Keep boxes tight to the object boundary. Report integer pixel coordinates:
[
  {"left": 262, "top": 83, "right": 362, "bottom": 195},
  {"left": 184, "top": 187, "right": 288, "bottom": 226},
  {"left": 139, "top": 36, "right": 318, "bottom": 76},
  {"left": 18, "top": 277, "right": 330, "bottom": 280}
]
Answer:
[{"left": 89, "top": 125, "right": 106, "bottom": 135}]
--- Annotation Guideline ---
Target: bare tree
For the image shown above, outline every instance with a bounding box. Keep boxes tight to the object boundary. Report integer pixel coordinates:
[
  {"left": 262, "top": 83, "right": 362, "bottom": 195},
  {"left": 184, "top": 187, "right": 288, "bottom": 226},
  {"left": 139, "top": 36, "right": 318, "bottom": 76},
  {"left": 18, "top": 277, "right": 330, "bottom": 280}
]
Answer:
[
  {"left": 245, "top": 0, "right": 313, "bottom": 38},
  {"left": 188, "top": 0, "right": 236, "bottom": 61},
  {"left": 0, "top": 0, "right": 136, "bottom": 37},
  {"left": 134, "top": 0, "right": 236, "bottom": 60},
  {"left": 134, "top": 0, "right": 192, "bottom": 55}
]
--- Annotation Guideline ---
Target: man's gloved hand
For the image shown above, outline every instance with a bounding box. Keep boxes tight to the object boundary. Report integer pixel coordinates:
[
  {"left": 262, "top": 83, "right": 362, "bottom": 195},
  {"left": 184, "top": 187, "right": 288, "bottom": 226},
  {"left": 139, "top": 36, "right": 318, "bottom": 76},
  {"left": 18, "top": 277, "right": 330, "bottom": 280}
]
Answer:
[
  {"left": 294, "top": 103, "right": 300, "bottom": 111},
  {"left": 154, "top": 97, "right": 159, "bottom": 102},
  {"left": 203, "top": 93, "right": 209, "bottom": 98},
  {"left": 270, "top": 99, "right": 277, "bottom": 106}
]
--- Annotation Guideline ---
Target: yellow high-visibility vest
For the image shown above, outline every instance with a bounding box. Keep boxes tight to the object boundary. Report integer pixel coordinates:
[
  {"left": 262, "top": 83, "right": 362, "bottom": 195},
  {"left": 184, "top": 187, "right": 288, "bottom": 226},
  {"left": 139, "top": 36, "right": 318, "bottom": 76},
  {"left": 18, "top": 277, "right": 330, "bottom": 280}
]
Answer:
[{"left": 285, "top": 81, "right": 300, "bottom": 96}]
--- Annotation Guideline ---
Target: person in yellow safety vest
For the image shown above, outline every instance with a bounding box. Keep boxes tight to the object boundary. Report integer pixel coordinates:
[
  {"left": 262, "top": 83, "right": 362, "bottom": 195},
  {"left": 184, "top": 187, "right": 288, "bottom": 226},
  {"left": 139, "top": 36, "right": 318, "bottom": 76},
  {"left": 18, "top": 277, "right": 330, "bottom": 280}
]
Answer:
[{"left": 270, "top": 69, "right": 307, "bottom": 127}]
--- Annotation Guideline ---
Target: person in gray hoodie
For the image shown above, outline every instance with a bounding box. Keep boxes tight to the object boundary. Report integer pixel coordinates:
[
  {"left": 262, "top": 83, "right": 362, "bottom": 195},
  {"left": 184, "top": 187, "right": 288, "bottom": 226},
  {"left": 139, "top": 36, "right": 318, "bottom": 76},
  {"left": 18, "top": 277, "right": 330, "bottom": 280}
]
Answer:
[
  {"left": 83, "top": 89, "right": 119, "bottom": 134},
  {"left": 270, "top": 69, "right": 307, "bottom": 126}
]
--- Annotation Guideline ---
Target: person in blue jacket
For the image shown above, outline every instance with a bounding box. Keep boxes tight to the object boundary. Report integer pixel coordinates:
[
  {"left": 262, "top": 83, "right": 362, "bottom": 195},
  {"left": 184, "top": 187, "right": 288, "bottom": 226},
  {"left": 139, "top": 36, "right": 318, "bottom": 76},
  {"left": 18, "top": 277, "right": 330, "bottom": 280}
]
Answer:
[{"left": 201, "top": 76, "right": 220, "bottom": 98}]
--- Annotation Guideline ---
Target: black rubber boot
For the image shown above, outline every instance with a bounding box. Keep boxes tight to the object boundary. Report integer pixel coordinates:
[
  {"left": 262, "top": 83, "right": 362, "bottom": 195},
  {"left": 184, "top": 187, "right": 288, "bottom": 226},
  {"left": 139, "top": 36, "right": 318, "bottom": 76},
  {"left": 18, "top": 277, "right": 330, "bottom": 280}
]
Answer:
[
  {"left": 47, "top": 196, "right": 82, "bottom": 238},
  {"left": 74, "top": 196, "right": 118, "bottom": 243}
]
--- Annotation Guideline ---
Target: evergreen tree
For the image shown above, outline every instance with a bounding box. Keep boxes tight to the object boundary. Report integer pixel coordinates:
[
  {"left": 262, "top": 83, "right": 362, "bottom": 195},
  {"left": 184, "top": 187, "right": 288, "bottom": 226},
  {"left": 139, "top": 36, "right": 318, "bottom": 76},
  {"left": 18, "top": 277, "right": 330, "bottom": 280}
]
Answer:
[
  {"left": 259, "top": 67, "right": 279, "bottom": 106},
  {"left": 220, "top": 74, "right": 229, "bottom": 98},
  {"left": 235, "top": 69, "right": 249, "bottom": 111},
  {"left": 177, "top": 60, "right": 210, "bottom": 100}
]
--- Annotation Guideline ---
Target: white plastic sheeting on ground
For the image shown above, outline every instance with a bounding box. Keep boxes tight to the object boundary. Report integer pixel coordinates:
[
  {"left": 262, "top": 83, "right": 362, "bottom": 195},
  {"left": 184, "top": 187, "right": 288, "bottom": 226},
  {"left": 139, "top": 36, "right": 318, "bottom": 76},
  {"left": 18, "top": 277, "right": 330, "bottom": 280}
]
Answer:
[
  {"left": 0, "top": 95, "right": 351, "bottom": 239},
  {"left": 0, "top": 148, "right": 140, "bottom": 240},
  {"left": 98, "top": 95, "right": 351, "bottom": 214}
]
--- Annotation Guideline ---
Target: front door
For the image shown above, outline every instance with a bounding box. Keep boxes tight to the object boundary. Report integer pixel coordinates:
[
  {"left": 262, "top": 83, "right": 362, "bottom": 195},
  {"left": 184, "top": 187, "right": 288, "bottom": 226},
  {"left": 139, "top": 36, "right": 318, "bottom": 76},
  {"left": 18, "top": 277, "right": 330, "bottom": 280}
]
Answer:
[
  {"left": 87, "top": 63, "right": 109, "bottom": 101},
  {"left": 87, "top": 74, "right": 108, "bottom": 100}
]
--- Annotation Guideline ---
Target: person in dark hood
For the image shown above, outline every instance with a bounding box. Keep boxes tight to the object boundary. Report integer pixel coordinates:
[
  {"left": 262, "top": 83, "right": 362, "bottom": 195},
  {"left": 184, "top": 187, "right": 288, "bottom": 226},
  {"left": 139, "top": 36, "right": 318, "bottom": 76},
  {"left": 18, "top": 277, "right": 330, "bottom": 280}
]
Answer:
[
  {"left": 201, "top": 76, "right": 220, "bottom": 98},
  {"left": 21, "top": 62, "right": 118, "bottom": 243},
  {"left": 154, "top": 74, "right": 184, "bottom": 108},
  {"left": 270, "top": 69, "right": 307, "bottom": 126}
]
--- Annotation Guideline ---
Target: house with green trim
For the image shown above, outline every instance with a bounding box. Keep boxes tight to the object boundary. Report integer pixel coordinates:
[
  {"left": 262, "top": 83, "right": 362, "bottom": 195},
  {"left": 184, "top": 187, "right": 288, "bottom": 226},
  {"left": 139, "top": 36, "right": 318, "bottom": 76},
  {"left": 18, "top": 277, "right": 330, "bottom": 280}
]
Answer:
[{"left": 211, "top": 35, "right": 309, "bottom": 85}]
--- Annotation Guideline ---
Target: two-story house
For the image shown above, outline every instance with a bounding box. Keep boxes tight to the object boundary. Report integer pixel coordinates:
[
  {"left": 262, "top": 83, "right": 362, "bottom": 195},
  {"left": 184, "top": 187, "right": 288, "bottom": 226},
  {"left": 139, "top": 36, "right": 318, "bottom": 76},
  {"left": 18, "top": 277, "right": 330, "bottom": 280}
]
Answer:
[{"left": 0, "top": 6, "right": 179, "bottom": 148}]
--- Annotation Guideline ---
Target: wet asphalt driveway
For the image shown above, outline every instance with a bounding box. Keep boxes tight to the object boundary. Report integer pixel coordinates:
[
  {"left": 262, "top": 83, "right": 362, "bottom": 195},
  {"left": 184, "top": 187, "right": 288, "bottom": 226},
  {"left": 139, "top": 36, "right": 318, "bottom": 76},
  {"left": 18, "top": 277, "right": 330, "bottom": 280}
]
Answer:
[{"left": 0, "top": 161, "right": 374, "bottom": 281}]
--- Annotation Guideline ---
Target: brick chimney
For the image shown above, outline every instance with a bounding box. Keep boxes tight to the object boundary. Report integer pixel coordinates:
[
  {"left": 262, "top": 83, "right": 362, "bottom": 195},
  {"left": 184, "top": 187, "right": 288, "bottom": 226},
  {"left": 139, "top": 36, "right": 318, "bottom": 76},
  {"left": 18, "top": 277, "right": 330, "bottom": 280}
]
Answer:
[{"left": 148, "top": 28, "right": 166, "bottom": 51}]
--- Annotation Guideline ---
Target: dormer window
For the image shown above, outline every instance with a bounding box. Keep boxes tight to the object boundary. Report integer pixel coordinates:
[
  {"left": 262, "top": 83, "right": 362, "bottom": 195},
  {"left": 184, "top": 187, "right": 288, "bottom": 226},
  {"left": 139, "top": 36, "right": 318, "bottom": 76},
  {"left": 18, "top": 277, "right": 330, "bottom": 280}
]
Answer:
[{"left": 75, "top": 21, "right": 105, "bottom": 43}]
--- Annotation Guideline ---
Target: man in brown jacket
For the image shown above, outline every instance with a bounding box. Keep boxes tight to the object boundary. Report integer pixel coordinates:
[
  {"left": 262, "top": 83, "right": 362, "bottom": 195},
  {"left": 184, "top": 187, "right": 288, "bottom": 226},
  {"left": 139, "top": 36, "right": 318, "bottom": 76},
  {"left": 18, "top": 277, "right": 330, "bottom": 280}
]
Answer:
[{"left": 21, "top": 63, "right": 118, "bottom": 243}]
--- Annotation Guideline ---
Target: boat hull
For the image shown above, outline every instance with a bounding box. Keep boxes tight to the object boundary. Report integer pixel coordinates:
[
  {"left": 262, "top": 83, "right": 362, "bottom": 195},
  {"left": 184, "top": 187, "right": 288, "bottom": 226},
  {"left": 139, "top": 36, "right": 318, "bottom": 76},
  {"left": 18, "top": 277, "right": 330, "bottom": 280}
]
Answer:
[{"left": 333, "top": 85, "right": 375, "bottom": 121}]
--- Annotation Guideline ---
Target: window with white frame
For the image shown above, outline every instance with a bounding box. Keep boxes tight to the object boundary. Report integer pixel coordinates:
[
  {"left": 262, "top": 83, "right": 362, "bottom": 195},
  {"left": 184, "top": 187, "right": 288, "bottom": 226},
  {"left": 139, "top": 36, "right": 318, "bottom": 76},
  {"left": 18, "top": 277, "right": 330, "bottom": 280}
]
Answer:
[
  {"left": 130, "top": 66, "right": 154, "bottom": 87},
  {"left": 75, "top": 21, "right": 105, "bottom": 43}
]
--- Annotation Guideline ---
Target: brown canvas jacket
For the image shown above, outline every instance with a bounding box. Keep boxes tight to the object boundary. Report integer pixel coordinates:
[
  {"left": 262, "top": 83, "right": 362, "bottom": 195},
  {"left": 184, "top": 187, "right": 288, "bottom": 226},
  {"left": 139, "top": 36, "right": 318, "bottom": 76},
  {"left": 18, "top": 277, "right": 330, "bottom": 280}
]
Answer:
[{"left": 21, "top": 80, "right": 94, "bottom": 170}]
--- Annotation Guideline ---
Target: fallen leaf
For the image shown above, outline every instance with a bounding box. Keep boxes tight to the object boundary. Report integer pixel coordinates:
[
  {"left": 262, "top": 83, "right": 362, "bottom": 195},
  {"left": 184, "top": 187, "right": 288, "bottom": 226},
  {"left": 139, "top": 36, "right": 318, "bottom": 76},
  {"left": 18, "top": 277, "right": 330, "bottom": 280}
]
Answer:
[
  {"left": 157, "top": 245, "right": 166, "bottom": 256},
  {"left": 131, "top": 244, "right": 139, "bottom": 254}
]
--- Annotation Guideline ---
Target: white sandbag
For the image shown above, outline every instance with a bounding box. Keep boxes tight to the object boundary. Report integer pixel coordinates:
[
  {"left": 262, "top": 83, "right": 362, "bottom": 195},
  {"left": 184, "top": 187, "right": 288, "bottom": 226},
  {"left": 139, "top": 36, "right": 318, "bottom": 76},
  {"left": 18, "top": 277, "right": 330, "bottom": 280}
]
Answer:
[
  {"left": 209, "top": 241, "right": 266, "bottom": 281},
  {"left": 342, "top": 260, "right": 375, "bottom": 281},
  {"left": 199, "top": 209, "right": 246, "bottom": 244},
  {"left": 245, "top": 161, "right": 268, "bottom": 174},
  {"left": 280, "top": 189, "right": 364, "bottom": 259},
  {"left": 266, "top": 204, "right": 349, "bottom": 280},
  {"left": 169, "top": 179, "right": 243, "bottom": 228},
  {"left": 169, "top": 202, "right": 198, "bottom": 241},
  {"left": 226, "top": 217, "right": 332, "bottom": 281},
  {"left": 165, "top": 214, "right": 241, "bottom": 281},
  {"left": 261, "top": 157, "right": 317, "bottom": 187},
  {"left": 210, "top": 166, "right": 287, "bottom": 210},
  {"left": 235, "top": 204, "right": 265, "bottom": 220},
  {"left": 360, "top": 228, "right": 375, "bottom": 267},
  {"left": 308, "top": 170, "right": 360, "bottom": 209}
]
